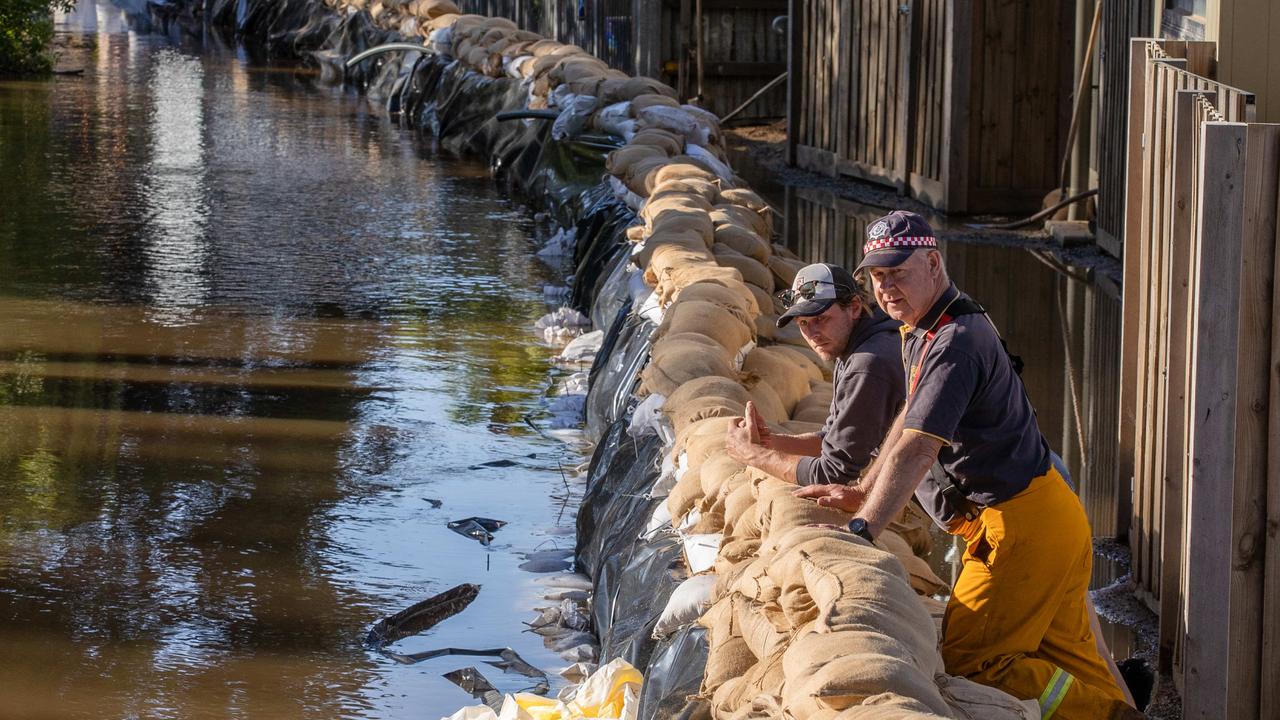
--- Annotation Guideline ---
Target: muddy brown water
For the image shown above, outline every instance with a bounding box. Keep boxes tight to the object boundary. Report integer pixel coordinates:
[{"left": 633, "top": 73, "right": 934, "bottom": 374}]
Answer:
[{"left": 0, "top": 4, "right": 584, "bottom": 718}]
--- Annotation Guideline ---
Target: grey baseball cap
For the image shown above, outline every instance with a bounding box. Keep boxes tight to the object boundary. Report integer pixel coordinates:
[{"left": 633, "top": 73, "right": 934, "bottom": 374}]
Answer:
[
  {"left": 854, "top": 210, "right": 939, "bottom": 273},
  {"left": 776, "top": 263, "right": 860, "bottom": 327}
]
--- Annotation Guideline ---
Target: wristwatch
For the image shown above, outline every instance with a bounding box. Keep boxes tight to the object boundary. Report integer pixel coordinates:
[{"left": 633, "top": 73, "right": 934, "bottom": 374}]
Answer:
[{"left": 847, "top": 517, "right": 875, "bottom": 544}]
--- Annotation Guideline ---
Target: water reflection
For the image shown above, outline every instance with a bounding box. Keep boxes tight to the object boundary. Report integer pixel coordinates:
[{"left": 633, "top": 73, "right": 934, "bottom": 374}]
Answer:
[
  {"left": 0, "top": 8, "right": 575, "bottom": 718},
  {"left": 144, "top": 48, "right": 210, "bottom": 323}
]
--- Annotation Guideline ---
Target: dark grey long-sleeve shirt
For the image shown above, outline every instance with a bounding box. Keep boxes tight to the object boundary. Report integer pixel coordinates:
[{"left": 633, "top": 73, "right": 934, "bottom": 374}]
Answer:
[{"left": 795, "top": 308, "right": 905, "bottom": 486}]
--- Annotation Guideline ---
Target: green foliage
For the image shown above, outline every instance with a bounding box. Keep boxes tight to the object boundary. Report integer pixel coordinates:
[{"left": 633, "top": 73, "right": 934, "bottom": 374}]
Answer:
[{"left": 0, "top": 0, "right": 76, "bottom": 75}]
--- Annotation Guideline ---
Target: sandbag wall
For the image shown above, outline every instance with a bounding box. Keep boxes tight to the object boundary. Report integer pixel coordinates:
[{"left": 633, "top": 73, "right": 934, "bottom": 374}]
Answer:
[{"left": 176, "top": 2, "right": 1043, "bottom": 717}]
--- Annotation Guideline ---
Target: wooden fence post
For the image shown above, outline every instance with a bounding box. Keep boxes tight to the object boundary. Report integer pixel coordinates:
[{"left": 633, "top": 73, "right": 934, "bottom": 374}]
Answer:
[
  {"left": 1183, "top": 121, "right": 1247, "bottom": 719},
  {"left": 1237, "top": 122, "right": 1280, "bottom": 719},
  {"left": 1264, "top": 122, "right": 1280, "bottom": 720}
]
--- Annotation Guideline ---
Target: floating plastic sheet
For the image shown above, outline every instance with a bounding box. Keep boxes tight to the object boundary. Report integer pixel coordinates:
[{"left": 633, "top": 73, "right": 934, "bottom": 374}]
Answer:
[
  {"left": 444, "top": 667, "right": 504, "bottom": 710},
  {"left": 448, "top": 517, "right": 508, "bottom": 546},
  {"left": 364, "top": 583, "right": 480, "bottom": 650}
]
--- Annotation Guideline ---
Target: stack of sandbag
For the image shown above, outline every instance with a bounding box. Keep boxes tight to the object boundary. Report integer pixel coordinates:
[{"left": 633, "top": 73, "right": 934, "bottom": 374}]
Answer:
[{"left": 316, "top": 4, "right": 1033, "bottom": 715}]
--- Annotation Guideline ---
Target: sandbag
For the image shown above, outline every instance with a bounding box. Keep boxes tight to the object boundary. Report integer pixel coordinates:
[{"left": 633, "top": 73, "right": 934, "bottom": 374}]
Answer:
[
  {"left": 783, "top": 651, "right": 949, "bottom": 718},
  {"left": 792, "top": 391, "right": 833, "bottom": 424},
  {"left": 606, "top": 144, "right": 670, "bottom": 176},
  {"left": 769, "top": 344, "right": 827, "bottom": 384},
  {"left": 673, "top": 280, "right": 759, "bottom": 321},
  {"left": 768, "top": 254, "right": 806, "bottom": 287},
  {"left": 697, "top": 451, "right": 750, "bottom": 498},
  {"left": 652, "top": 162, "right": 718, "bottom": 187},
  {"left": 666, "top": 463, "right": 706, "bottom": 523},
  {"left": 656, "top": 263, "right": 745, "bottom": 305},
  {"left": 878, "top": 530, "right": 948, "bottom": 596},
  {"left": 713, "top": 245, "right": 775, "bottom": 293},
  {"left": 641, "top": 242, "right": 715, "bottom": 285},
  {"left": 629, "top": 128, "right": 685, "bottom": 156},
  {"left": 734, "top": 596, "right": 790, "bottom": 661},
  {"left": 722, "top": 482, "right": 760, "bottom": 540},
  {"left": 666, "top": 376, "right": 752, "bottom": 418},
  {"left": 755, "top": 483, "right": 853, "bottom": 555},
  {"left": 742, "top": 346, "right": 812, "bottom": 414},
  {"left": 887, "top": 502, "right": 935, "bottom": 560},
  {"left": 656, "top": 300, "right": 756, "bottom": 358},
  {"left": 714, "top": 223, "right": 772, "bottom": 264},
  {"left": 719, "top": 187, "right": 770, "bottom": 213},
  {"left": 746, "top": 380, "right": 789, "bottom": 425},
  {"left": 935, "top": 673, "right": 1040, "bottom": 720},
  {"left": 649, "top": 176, "right": 721, "bottom": 205},
  {"left": 632, "top": 93, "right": 682, "bottom": 112},
  {"left": 754, "top": 314, "right": 777, "bottom": 342},
  {"left": 640, "top": 341, "right": 740, "bottom": 398},
  {"left": 654, "top": 574, "right": 718, "bottom": 638},
  {"left": 667, "top": 395, "right": 747, "bottom": 438},
  {"left": 712, "top": 203, "right": 770, "bottom": 238}
]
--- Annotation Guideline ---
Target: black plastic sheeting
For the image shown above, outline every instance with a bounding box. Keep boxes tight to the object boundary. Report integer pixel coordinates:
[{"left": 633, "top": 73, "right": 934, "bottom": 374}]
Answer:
[
  {"left": 153, "top": 2, "right": 708, "bottom": 714},
  {"left": 636, "top": 625, "right": 712, "bottom": 720}
]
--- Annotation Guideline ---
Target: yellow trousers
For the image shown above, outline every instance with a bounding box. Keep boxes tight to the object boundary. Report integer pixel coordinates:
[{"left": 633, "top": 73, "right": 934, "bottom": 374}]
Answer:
[{"left": 941, "top": 467, "right": 1130, "bottom": 720}]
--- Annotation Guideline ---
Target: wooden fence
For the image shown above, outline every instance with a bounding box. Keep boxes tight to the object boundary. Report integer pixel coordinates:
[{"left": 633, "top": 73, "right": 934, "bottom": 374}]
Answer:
[
  {"left": 455, "top": 0, "right": 787, "bottom": 122},
  {"left": 1118, "top": 38, "right": 1280, "bottom": 719},
  {"left": 785, "top": 0, "right": 1073, "bottom": 215}
]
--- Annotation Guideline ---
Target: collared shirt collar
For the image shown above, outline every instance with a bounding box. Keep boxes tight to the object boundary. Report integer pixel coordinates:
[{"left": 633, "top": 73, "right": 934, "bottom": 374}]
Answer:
[{"left": 907, "top": 283, "right": 961, "bottom": 338}]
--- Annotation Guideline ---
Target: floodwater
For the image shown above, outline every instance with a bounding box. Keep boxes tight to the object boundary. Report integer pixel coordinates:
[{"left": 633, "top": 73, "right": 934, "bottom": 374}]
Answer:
[{"left": 0, "top": 4, "right": 584, "bottom": 719}]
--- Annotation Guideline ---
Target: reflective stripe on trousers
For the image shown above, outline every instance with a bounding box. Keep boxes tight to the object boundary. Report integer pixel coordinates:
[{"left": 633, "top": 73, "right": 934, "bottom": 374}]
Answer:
[{"left": 1039, "top": 667, "right": 1076, "bottom": 719}]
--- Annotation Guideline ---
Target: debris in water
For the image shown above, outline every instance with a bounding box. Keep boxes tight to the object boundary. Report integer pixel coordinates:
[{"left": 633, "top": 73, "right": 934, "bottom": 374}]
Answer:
[
  {"left": 518, "top": 547, "right": 574, "bottom": 573},
  {"left": 425, "top": 498, "right": 443, "bottom": 508},
  {"left": 448, "top": 517, "right": 508, "bottom": 545},
  {"left": 444, "top": 667, "right": 503, "bottom": 710},
  {"left": 364, "top": 583, "right": 481, "bottom": 650},
  {"left": 470, "top": 458, "right": 520, "bottom": 469}
]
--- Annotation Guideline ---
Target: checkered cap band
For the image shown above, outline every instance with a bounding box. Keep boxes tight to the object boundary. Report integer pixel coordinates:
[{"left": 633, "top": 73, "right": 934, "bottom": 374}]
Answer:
[{"left": 863, "top": 236, "right": 937, "bottom": 254}]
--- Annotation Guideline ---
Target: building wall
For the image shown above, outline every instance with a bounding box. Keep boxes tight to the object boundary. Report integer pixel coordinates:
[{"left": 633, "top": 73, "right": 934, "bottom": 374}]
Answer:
[{"left": 1208, "top": 0, "right": 1280, "bottom": 122}]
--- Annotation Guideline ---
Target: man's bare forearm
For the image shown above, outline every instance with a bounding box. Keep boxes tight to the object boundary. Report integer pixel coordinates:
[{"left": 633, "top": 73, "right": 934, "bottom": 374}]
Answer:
[
  {"left": 769, "top": 432, "right": 823, "bottom": 457},
  {"left": 852, "top": 407, "right": 908, "bottom": 495},
  {"left": 859, "top": 431, "right": 943, "bottom": 537},
  {"left": 739, "top": 445, "right": 804, "bottom": 484}
]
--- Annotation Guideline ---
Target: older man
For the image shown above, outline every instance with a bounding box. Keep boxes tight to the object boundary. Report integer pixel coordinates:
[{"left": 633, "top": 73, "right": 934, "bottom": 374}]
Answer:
[
  {"left": 725, "top": 262, "right": 902, "bottom": 485},
  {"left": 797, "top": 211, "right": 1136, "bottom": 720}
]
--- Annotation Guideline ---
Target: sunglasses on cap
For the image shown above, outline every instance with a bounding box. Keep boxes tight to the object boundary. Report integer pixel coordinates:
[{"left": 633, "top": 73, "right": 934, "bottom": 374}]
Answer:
[{"left": 777, "top": 280, "right": 854, "bottom": 309}]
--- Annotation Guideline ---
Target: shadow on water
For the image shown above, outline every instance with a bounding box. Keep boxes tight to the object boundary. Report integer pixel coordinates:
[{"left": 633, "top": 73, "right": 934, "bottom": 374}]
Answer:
[{"left": 0, "top": 3, "right": 582, "bottom": 718}]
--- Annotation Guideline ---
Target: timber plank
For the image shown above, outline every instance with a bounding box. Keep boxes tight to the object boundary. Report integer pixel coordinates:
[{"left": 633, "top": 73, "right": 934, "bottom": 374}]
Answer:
[
  {"left": 837, "top": 0, "right": 851, "bottom": 160},
  {"left": 1265, "top": 123, "right": 1280, "bottom": 720},
  {"left": 1224, "top": 122, "right": 1280, "bottom": 720},
  {"left": 1183, "top": 121, "right": 1247, "bottom": 720},
  {"left": 1156, "top": 89, "right": 1200, "bottom": 674},
  {"left": 1117, "top": 40, "right": 1155, "bottom": 533}
]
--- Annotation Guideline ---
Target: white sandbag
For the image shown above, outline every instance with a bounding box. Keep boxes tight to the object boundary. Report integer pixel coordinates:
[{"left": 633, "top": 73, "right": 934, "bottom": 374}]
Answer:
[
  {"left": 683, "top": 533, "right": 722, "bottom": 575},
  {"left": 685, "top": 143, "right": 736, "bottom": 184},
  {"left": 628, "top": 392, "right": 673, "bottom": 444},
  {"left": 591, "top": 101, "right": 635, "bottom": 137},
  {"left": 653, "top": 574, "right": 718, "bottom": 638},
  {"left": 552, "top": 94, "right": 599, "bottom": 140},
  {"left": 636, "top": 105, "right": 712, "bottom": 146}
]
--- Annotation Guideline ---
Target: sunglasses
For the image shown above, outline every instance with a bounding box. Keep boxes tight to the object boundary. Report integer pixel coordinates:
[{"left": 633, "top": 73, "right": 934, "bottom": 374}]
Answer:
[{"left": 777, "top": 280, "right": 854, "bottom": 309}]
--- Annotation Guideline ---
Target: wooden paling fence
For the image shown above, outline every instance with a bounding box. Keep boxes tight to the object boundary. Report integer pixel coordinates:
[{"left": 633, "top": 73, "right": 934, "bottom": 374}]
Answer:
[
  {"left": 1118, "top": 38, "right": 1280, "bottom": 720},
  {"left": 786, "top": 0, "right": 1072, "bottom": 215}
]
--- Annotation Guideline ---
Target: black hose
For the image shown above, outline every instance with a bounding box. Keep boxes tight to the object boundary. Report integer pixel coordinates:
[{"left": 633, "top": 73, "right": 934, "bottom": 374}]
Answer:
[
  {"left": 495, "top": 109, "right": 561, "bottom": 121},
  {"left": 965, "top": 188, "right": 1098, "bottom": 231}
]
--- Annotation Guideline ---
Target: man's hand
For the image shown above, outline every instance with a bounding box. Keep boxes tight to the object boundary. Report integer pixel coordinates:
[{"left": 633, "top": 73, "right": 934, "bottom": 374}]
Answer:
[
  {"left": 744, "top": 401, "right": 771, "bottom": 447},
  {"left": 726, "top": 401, "right": 771, "bottom": 464},
  {"left": 792, "top": 483, "right": 866, "bottom": 513}
]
